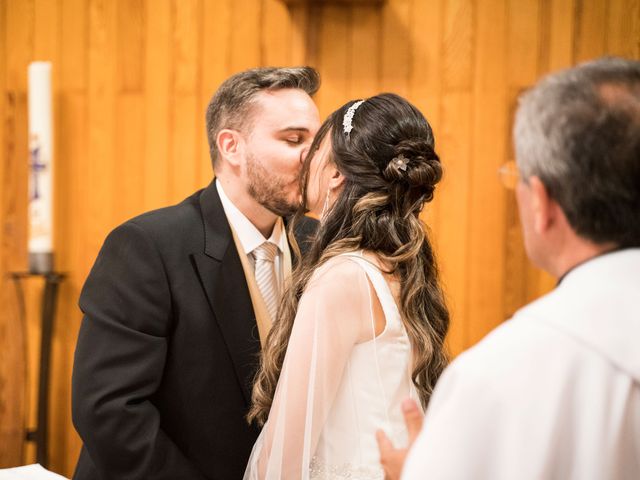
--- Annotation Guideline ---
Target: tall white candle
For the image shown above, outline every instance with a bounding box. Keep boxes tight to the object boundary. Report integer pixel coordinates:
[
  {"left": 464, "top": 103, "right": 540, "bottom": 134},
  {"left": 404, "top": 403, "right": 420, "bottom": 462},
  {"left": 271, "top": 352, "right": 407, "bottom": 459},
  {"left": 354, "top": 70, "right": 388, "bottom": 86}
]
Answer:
[{"left": 28, "top": 62, "right": 54, "bottom": 274}]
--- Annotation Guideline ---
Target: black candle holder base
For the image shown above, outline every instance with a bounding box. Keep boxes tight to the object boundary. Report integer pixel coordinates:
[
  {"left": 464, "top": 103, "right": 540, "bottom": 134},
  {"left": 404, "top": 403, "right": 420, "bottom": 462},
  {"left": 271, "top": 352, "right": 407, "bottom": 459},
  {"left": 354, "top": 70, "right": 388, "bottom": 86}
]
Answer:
[{"left": 10, "top": 271, "right": 65, "bottom": 469}]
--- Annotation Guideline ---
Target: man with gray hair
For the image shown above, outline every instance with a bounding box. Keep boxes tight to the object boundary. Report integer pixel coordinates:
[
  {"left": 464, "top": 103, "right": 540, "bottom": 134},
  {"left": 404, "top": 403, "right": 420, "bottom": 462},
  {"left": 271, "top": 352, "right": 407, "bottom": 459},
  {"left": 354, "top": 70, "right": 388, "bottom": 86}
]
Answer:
[
  {"left": 379, "top": 57, "right": 640, "bottom": 479},
  {"left": 72, "top": 67, "right": 320, "bottom": 479}
]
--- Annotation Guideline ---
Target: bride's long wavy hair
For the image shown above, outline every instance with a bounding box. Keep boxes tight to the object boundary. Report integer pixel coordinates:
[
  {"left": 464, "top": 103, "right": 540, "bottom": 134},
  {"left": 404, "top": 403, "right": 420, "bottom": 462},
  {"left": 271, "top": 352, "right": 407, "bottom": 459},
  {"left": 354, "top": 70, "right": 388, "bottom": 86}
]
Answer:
[{"left": 248, "top": 93, "right": 450, "bottom": 426}]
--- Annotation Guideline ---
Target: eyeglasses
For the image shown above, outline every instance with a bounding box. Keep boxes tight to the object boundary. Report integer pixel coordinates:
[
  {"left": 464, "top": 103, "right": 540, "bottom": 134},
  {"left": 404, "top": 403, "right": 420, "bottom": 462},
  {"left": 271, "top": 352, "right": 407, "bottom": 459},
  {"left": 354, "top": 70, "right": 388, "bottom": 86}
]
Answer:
[{"left": 497, "top": 161, "right": 520, "bottom": 189}]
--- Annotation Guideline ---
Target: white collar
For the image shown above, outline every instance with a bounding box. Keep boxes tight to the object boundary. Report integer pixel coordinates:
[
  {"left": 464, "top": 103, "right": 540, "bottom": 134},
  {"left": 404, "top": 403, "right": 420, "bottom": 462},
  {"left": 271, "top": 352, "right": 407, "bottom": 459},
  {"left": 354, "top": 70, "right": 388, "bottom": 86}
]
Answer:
[
  {"left": 518, "top": 248, "right": 640, "bottom": 381},
  {"left": 216, "top": 179, "right": 286, "bottom": 255}
]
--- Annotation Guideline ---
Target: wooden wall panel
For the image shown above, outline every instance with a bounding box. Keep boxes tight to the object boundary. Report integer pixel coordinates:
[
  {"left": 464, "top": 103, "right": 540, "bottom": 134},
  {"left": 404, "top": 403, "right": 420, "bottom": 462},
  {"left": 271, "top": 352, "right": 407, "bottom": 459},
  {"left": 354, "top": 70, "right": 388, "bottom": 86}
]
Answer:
[
  {"left": 2, "top": 0, "right": 32, "bottom": 467},
  {"left": 504, "top": 0, "right": 539, "bottom": 317},
  {"left": 231, "top": 0, "right": 262, "bottom": 72},
  {"left": 31, "top": 0, "right": 63, "bottom": 468},
  {"left": 547, "top": 0, "right": 576, "bottom": 71},
  {"left": 0, "top": 0, "right": 27, "bottom": 467},
  {"left": 607, "top": 0, "right": 640, "bottom": 58},
  {"left": 1, "top": 0, "right": 639, "bottom": 476},
  {"left": 467, "top": 0, "right": 508, "bottom": 345},
  {"left": 60, "top": 0, "right": 87, "bottom": 92},
  {"left": 408, "top": 0, "right": 442, "bottom": 126},
  {"left": 380, "top": 0, "right": 411, "bottom": 95},
  {"left": 264, "top": 0, "right": 294, "bottom": 66},
  {"left": 436, "top": 92, "right": 472, "bottom": 353},
  {"left": 119, "top": 0, "right": 144, "bottom": 91},
  {"left": 53, "top": 94, "right": 87, "bottom": 476},
  {"left": 144, "top": 0, "right": 171, "bottom": 210},
  {"left": 199, "top": 0, "right": 231, "bottom": 183},
  {"left": 170, "top": 0, "right": 201, "bottom": 203},
  {"left": 289, "top": 4, "right": 310, "bottom": 65},
  {"left": 115, "top": 0, "right": 145, "bottom": 222},
  {"left": 316, "top": 5, "right": 350, "bottom": 113},
  {"left": 574, "top": 0, "right": 608, "bottom": 62},
  {"left": 349, "top": 4, "right": 380, "bottom": 98},
  {"left": 435, "top": 0, "right": 473, "bottom": 352},
  {"left": 87, "top": 0, "right": 117, "bottom": 254},
  {"left": 54, "top": 0, "right": 88, "bottom": 473},
  {"left": 408, "top": 0, "right": 442, "bottom": 286}
]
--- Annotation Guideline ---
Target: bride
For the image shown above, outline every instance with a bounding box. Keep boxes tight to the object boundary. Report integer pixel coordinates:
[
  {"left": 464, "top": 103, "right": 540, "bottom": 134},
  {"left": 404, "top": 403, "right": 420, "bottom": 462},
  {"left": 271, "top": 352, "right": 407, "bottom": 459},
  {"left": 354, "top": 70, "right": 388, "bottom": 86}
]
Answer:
[{"left": 244, "top": 93, "right": 449, "bottom": 479}]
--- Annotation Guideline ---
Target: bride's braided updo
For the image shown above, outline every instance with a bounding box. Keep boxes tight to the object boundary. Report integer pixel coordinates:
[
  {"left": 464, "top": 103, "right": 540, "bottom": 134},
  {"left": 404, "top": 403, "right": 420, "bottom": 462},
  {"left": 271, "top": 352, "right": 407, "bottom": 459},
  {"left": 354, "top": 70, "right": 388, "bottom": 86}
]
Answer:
[{"left": 248, "top": 93, "right": 450, "bottom": 426}]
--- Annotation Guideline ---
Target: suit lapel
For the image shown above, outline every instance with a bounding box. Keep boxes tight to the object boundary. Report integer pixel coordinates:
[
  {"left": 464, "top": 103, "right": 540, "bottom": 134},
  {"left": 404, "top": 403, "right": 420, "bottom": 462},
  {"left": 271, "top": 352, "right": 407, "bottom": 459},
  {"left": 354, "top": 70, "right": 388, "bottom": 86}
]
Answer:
[
  {"left": 192, "top": 182, "right": 260, "bottom": 405},
  {"left": 192, "top": 185, "right": 318, "bottom": 405}
]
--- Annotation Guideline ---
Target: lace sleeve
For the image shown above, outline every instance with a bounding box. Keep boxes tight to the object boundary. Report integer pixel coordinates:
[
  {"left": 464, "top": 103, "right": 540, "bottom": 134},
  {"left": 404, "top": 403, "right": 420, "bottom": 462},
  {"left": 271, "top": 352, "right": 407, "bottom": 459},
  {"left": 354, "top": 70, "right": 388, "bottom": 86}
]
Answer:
[{"left": 244, "top": 257, "right": 375, "bottom": 480}]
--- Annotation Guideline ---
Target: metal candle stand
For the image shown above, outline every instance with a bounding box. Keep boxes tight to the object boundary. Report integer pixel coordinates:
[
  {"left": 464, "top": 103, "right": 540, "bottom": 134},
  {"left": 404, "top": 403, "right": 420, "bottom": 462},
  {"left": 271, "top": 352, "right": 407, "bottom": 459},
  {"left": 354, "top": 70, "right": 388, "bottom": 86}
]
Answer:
[{"left": 10, "top": 271, "right": 66, "bottom": 468}]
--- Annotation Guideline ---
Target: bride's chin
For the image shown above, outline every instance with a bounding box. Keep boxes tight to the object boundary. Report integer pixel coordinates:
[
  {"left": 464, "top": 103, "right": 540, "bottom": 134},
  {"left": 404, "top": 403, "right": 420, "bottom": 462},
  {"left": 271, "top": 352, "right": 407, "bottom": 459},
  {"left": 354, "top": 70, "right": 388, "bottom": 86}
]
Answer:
[{"left": 308, "top": 203, "right": 321, "bottom": 218}]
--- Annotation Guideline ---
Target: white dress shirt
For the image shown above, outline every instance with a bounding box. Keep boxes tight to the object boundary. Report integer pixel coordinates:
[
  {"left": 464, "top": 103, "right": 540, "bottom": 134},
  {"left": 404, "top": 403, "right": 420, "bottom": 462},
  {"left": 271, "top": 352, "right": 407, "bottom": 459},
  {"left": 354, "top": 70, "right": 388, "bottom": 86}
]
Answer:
[{"left": 216, "top": 180, "right": 287, "bottom": 288}]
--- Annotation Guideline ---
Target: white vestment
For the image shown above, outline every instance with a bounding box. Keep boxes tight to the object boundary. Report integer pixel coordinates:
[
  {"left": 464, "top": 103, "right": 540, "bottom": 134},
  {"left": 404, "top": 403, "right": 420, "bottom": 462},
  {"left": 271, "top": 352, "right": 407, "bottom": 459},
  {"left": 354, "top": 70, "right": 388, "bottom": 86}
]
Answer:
[
  {"left": 245, "top": 253, "right": 419, "bottom": 479},
  {"left": 403, "top": 248, "right": 640, "bottom": 480}
]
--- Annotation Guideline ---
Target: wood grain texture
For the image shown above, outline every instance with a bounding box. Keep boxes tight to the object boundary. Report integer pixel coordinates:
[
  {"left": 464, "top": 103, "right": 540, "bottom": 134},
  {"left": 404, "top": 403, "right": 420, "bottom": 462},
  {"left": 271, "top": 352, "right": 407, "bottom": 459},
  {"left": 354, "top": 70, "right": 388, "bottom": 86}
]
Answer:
[
  {"left": 607, "top": 0, "right": 640, "bottom": 58},
  {"left": 114, "top": 1, "right": 145, "bottom": 221},
  {"left": 1, "top": 0, "right": 639, "bottom": 474},
  {"left": 467, "top": 0, "right": 509, "bottom": 346},
  {"left": 53, "top": 92, "right": 87, "bottom": 475},
  {"left": 200, "top": 0, "right": 231, "bottom": 183},
  {"left": 144, "top": 0, "right": 171, "bottom": 210},
  {"left": 441, "top": 0, "right": 473, "bottom": 91},
  {"left": 380, "top": 0, "right": 411, "bottom": 94},
  {"left": 408, "top": 0, "right": 443, "bottom": 124},
  {"left": 2, "top": 0, "right": 32, "bottom": 466},
  {"left": 0, "top": 0, "right": 28, "bottom": 467},
  {"left": 60, "top": 0, "right": 87, "bottom": 91},
  {"left": 574, "top": 0, "right": 608, "bottom": 62},
  {"left": 87, "top": 0, "right": 117, "bottom": 253},
  {"left": 349, "top": 4, "right": 380, "bottom": 98},
  {"left": 315, "top": 4, "right": 350, "bottom": 113},
  {"left": 435, "top": 91, "right": 472, "bottom": 354},
  {"left": 230, "top": 0, "right": 261, "bottom": 72},
  {"left": 290, "top": 3, "right": 312, "bottom": 64},
  {"left": 546, "top": 0, "right": 576, "bottom": 71},
  {"left": 263, "top": 0, "right": 294, "bottom": 65},
  {"left": 117, "top": 0, "right": 144, "bottom": 93},
  {"left": 170, "top": 0, "right": 200, "bottom": 203}
]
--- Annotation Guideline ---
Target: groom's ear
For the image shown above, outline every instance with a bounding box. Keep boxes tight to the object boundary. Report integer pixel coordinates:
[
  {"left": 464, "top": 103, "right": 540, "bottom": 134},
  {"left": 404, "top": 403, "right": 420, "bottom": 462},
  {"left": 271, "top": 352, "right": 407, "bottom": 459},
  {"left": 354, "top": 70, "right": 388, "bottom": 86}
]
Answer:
[
  {"left": 217, "top": 129, "right": 243, "bottom": 166},
  {"left": 328, "top": 168, "right": 345, "bottom": 191}
]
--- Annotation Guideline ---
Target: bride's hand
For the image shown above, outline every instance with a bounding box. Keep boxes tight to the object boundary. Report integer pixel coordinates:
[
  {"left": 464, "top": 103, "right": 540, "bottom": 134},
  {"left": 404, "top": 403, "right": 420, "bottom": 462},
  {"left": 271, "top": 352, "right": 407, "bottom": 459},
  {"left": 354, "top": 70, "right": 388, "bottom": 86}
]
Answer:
[{"left": 376, "top": 398, "right": 424, "bottom": 480}]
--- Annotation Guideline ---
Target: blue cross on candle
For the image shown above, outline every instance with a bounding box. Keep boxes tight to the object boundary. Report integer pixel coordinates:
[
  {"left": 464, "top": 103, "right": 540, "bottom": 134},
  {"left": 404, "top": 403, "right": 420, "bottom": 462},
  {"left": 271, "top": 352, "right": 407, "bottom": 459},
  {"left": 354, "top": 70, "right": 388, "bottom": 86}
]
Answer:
[{"left": 30, "top": 143, "right": 47, "bottom": 201}]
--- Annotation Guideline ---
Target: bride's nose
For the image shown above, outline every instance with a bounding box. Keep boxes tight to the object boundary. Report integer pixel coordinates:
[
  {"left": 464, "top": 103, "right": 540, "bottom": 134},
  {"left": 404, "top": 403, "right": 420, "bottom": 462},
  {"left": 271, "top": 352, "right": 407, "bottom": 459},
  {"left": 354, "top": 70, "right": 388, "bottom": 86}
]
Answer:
[{"left": 300, "top": 145, "right": 311, "bottom": 164}]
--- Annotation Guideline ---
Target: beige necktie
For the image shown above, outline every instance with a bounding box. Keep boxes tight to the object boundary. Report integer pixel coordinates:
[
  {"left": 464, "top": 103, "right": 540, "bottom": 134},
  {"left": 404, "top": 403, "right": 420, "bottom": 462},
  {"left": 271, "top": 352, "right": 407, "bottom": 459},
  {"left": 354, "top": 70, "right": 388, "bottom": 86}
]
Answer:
[{"left": 252, "top": 242, "right": 280, "bottom": 322}]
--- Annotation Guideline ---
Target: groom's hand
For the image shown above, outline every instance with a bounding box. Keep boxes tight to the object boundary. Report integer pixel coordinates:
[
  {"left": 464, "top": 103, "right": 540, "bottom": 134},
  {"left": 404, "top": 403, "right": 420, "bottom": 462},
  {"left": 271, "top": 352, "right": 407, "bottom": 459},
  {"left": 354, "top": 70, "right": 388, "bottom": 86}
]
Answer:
[{"left": 376, "top": 398, "right": 424, "bottom": 480}]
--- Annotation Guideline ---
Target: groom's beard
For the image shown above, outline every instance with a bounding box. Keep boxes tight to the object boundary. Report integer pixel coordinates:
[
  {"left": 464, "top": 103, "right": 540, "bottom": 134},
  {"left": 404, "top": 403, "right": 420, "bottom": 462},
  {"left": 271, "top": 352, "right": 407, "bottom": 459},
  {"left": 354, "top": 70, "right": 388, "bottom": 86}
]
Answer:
[{"left": 246, "top": 152, "right": 300, "bottom": 217}]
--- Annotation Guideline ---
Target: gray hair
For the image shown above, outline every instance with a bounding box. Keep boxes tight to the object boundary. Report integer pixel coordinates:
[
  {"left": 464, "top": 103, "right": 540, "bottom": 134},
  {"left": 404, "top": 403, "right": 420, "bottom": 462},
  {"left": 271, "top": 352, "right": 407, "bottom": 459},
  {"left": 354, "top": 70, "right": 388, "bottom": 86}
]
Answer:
[
  {"left": 514, "top": 56, "right": 640, "bottom": 247},
  {"left": 205, "top": 66, "right": 320, "bottom": 166}
]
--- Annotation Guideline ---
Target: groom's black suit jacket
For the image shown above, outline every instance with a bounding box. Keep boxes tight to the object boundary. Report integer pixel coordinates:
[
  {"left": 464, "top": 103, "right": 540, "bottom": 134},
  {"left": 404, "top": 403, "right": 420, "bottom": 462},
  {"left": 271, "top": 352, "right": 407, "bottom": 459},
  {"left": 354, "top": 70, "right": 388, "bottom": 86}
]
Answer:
[{"left": 72, "top": 181, "right": 316, "bottom": 480}]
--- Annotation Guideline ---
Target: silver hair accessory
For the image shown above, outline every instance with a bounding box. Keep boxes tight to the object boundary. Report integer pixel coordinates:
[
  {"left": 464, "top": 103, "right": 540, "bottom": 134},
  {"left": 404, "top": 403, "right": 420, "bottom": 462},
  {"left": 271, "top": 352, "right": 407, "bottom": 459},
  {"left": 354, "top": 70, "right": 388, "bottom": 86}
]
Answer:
[
  {"left": 342, "top": 100, "right": 365, "bottom": 135},
  {"left": 392, "top": 154, "right": 409, "bottom": 171}
]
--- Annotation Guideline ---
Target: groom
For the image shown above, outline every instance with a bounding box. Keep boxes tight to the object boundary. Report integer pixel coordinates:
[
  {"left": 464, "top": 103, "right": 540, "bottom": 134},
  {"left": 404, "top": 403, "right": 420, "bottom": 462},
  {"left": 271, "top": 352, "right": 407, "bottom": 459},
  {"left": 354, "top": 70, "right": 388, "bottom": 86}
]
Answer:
[{"left": 71, "top": 67, "right": 321, "bottom": 479}]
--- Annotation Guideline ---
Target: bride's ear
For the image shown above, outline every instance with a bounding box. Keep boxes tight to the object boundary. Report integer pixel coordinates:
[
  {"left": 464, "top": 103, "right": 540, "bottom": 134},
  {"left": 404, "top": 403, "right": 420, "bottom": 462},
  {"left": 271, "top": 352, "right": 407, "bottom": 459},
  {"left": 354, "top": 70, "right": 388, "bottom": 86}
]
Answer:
[{"left": 328, "top": 168, "right": 345, "bottom": 191}]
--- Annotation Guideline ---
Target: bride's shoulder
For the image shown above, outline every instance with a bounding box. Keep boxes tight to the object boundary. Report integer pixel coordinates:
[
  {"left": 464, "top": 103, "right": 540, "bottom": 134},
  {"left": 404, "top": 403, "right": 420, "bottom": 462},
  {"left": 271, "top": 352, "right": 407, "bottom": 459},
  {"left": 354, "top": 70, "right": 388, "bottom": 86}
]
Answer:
[{"left": 307, "top": 253, "right": 367, "bottom": 289}]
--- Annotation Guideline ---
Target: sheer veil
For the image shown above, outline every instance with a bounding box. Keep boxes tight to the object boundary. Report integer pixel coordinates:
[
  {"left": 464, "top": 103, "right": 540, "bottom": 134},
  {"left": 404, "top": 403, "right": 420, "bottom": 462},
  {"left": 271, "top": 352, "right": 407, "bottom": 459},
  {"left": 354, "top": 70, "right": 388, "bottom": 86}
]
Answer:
[{"left": 244, "top": 253, "right": 417, "bottom": 479}]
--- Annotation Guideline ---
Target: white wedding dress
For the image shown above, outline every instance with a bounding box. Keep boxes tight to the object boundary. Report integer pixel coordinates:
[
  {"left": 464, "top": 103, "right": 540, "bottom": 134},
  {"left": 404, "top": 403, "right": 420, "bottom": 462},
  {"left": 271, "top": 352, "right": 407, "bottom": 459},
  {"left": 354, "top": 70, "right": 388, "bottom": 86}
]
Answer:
[{"left": 244, "top": 252, "right": 421, "bottom": 479}]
